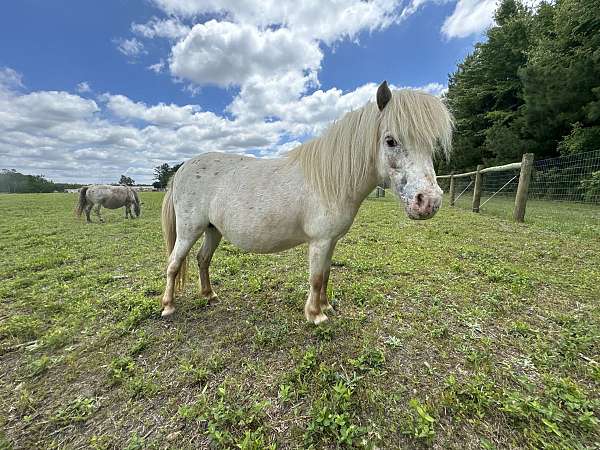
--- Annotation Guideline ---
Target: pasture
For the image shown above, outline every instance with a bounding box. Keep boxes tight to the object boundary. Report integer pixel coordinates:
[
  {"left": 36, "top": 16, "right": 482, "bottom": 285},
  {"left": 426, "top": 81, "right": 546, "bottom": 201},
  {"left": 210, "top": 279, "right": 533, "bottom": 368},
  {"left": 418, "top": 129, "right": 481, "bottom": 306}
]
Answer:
[{"left": 0, "top": 192, "right": 598, "bottom": 449}]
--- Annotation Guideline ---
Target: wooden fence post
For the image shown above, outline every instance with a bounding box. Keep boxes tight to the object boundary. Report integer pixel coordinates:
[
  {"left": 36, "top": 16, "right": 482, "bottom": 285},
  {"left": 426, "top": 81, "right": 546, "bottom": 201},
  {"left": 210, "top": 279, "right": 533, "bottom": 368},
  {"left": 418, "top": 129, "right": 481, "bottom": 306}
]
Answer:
[
  {"left": 513, "top": 153, "right": 534, "bottom": 222},
  {"left": 472, "top": 164, "right": 484, "bottom": 212},
  {"left": 449, "top": 172, "right": 455, "bottom": 206}
]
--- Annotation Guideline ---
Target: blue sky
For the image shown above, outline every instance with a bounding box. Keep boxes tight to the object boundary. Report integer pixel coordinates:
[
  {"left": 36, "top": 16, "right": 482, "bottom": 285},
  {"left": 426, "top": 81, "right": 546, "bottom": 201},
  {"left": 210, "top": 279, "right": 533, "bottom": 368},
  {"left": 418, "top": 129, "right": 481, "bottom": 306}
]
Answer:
[{"left": 0, "top": 0, "right": 498, "bottom": 184}]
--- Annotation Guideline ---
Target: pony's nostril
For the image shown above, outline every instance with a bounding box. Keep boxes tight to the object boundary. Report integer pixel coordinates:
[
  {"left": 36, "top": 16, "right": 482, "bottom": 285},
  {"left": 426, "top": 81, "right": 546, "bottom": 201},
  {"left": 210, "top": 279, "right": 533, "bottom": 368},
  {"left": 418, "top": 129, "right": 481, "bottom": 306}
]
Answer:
[{"left": 415, "top": 193, "right": 424, "bottom": 207}]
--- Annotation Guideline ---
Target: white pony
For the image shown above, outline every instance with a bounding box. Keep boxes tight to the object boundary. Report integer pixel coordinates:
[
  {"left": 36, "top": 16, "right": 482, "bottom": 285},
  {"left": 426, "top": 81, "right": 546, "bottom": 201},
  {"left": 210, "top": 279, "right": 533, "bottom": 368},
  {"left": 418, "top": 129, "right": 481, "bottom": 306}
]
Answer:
[{"left": 160, "top": 82, "right": 452, "bottom": 324}]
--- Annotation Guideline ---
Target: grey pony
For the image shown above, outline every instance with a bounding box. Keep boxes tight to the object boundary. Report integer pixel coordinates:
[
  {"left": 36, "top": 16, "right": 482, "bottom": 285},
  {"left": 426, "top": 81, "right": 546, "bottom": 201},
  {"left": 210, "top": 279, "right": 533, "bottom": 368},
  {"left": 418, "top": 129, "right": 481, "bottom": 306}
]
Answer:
[{"left": 76, "top": 185, "right": 141, "bottom": 223}]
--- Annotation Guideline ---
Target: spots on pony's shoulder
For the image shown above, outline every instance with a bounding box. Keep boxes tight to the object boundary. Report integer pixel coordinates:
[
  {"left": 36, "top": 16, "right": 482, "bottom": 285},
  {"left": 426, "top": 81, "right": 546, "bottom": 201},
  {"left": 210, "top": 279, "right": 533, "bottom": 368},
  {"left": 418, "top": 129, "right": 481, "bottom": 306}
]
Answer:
[
  {"left": 214, "top": 171, "right": 220, "bottom": 176},
  {"left": 195, "top": 175, "right": 201, "bottom": 179}
]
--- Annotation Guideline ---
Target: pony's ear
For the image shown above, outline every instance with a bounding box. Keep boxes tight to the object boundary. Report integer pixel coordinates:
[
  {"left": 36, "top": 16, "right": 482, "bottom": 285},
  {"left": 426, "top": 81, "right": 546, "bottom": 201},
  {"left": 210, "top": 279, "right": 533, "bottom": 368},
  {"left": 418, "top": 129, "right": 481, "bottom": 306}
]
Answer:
[{"left": 376, "top": 80, "right": 392, "bottom": 112}]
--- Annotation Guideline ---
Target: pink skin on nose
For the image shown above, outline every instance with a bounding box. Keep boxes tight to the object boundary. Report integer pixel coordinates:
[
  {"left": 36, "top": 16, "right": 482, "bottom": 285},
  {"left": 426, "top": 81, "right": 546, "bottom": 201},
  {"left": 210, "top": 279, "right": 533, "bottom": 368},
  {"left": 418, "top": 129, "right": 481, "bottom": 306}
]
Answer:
[{"left": 406, "top": 191, "right": 442, "bottom": 220}]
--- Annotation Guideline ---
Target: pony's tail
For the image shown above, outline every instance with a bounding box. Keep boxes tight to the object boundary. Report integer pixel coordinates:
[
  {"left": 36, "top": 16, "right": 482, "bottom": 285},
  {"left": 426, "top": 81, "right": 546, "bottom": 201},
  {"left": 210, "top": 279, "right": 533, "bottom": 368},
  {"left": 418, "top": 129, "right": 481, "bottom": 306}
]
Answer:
[
  {"left": 75, "top": 186, "right": 89, "bottom": 218},
  {"left": 162, "top": 179, "right": 187, "bottom": 291}
]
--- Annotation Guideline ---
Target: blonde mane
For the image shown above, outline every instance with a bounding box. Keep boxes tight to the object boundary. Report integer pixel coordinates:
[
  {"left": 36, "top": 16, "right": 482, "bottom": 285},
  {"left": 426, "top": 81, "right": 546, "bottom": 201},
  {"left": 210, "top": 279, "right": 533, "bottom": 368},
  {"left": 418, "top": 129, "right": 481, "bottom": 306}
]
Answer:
[{"left": 286, "top": 89, "right": 453, "bottom": 206}]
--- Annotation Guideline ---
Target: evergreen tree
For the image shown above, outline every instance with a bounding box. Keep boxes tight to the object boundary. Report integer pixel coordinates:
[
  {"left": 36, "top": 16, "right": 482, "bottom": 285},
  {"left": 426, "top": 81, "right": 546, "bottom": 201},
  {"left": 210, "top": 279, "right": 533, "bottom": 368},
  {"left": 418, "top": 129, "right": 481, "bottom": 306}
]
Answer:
[{"left": 444, "top": 0, "right": 534, "bottom": 172}]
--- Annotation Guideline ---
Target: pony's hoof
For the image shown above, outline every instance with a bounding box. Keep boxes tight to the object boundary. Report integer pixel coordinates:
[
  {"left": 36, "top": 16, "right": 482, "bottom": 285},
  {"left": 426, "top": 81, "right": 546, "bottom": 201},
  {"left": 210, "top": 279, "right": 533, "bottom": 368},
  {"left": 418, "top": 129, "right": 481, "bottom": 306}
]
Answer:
[
  {"left": 201, "top": 291, "right": 218, "bottom": 303},
  {"left": 161, "top": 305, "right": 176, "bottom": 317},
  {"left": 313, "top": 313, "right": 328, "bottom": 325},
  {"left": 323, "top": 304, "right": 335, "bottom": 313}
]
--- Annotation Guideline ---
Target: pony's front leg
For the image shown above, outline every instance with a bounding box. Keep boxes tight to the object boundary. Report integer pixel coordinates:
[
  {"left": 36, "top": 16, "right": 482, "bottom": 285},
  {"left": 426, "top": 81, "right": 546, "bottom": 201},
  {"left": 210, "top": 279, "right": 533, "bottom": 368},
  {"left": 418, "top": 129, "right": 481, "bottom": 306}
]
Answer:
[
  {"left": 305, "top": 240, "right": 334, "bottom": 325},
  {"left": 319, "top": 242, "right": 337, "bottom": 313},
  {"left": 125, "top": 206, "right": 131, "bottom": 218}
]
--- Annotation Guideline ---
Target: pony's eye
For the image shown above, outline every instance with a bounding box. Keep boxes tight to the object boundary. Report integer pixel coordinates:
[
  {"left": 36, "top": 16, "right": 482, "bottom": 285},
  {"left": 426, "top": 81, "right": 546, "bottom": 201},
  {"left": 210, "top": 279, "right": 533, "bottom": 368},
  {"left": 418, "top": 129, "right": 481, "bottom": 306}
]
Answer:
[{"left": 385, "top": 137, "right": 397, "bottom": 147}]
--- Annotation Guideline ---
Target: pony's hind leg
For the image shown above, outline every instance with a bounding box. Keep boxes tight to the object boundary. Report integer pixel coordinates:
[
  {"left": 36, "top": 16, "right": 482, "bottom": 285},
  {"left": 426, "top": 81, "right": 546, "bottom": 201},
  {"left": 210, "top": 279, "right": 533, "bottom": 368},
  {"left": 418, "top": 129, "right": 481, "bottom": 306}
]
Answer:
[
  {"left": 94, "top": 205, "right": 104, "bottom": 222},
  {"left": 305, "top": 240, "right": 334, "bottom": 325},
  {"left": 161, "top": 233, "right": 199, "bottom": 317},
  {"left": 197, "top": 225, "right": 222, "bottom": 301},
  {"left": 84, "top": 204, "right": 93, "bottom": 223}
]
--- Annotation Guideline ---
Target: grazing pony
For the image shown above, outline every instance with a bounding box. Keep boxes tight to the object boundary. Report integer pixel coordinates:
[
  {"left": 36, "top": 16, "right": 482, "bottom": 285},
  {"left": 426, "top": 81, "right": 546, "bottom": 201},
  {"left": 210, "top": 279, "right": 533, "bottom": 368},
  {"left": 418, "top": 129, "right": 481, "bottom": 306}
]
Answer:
[
  {"left": 76, "top": 185, "right": 140, "bottom": 223},
  {"left": 160, "top": 81, "right": 452, "bottom": 323}
]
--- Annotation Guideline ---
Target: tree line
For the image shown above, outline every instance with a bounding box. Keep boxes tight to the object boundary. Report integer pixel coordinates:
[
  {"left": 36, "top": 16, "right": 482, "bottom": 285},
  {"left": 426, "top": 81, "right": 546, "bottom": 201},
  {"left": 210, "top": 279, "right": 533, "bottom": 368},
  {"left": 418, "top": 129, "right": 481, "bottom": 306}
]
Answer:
[
  {"left": 0, "top": 170, "right": 139, "bottom": 193},
  {"left": 0, "top": 164, "right": 184, "bottom": 193},
  {"left": 0, "top": 169, "right": 82, "bottom": 193},
  {"left": 439, "top": 0, "right": 600, "bottom": 173}
]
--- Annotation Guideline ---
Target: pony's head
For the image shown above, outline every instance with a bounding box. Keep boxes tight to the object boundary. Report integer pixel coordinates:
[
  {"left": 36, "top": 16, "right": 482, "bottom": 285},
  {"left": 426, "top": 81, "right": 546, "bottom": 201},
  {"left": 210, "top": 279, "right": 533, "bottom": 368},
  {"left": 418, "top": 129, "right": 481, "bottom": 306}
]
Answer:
[
  {"left": 375, "top": 81, "right": 452, "bottom": 220},
  {"left": 133, "top": 200, "right": 141, "bottom": 217},
  {"left": 130, "top": 188, "right": 141, "bottom": 217}
]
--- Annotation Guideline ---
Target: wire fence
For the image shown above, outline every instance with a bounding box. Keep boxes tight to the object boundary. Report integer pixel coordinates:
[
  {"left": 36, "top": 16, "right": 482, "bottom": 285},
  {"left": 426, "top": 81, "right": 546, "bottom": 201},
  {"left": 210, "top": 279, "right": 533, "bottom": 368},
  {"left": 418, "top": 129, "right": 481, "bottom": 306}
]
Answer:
[
  {"left": 436, "top": 149, "right": 600, "bottom": 224},
  {"left": 530, "top": 150, "right": 600, "bottom": 203}
]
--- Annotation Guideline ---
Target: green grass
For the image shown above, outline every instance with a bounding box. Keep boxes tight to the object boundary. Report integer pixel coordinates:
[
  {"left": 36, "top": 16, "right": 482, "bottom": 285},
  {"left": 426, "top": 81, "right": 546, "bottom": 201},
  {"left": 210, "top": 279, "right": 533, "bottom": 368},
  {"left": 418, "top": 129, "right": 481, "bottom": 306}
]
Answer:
[
  {"left": 452, "top": 193, "right": 600, "bottom": 237},
  {"left": 0, "top": 192, "right": 599, "bottom": 449}
]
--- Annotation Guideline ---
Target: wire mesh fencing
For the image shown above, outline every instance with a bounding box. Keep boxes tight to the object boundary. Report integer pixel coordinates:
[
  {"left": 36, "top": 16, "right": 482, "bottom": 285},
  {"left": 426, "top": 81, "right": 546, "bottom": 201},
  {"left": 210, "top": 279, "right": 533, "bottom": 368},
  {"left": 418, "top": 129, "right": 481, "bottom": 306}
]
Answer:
[
  {"left": 530, "top": 150, "right": 600, "bottom": 203},
  {"left": 437, "top": 149, "right": 600, "bottom": 225}
]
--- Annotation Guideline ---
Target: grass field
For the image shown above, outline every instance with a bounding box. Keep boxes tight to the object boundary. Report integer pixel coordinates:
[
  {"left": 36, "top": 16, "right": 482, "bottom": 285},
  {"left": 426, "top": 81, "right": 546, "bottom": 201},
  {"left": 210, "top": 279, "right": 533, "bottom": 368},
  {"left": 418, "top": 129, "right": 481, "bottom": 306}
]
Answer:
[
  {"left": 452, "top": 193, "right": 600, "bottom": 238},
  {"left": 1, "top": 192, "right": 599, "bottom": 449}
]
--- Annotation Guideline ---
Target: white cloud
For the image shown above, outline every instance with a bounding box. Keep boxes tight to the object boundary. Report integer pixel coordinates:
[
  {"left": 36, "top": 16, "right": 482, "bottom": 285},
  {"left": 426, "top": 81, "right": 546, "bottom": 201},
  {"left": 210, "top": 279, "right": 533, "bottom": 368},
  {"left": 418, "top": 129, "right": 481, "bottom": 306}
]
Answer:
[
  {"left": 150, "top": 0, "right": 400, "bottom": 43},
  {"left": 169, "top": 20, "right": 322, "bottom": 87},
  {"left": 0, "top": 67, "right": 25, "bottom": 91},
  {"left": 148, "top": 60, "right": 166, "bottom": 73},
  {"left": 76, "top": 81, "right": 92, "bottom": 93},
  {"left": 132, "top": 17, "right": 190, "bottom": 39},
  {"left": 404, "top": 82, "right": 447, "bottom": 97},
  {"left": 441, "top": 0, "right": 497, "bottom": 39},
  {"left": 130, "top": 1, "right": 451, "bottom": 128},
  {"left": 115, "top": 37, "right": 146, "bottom": 57},
  {"left": 102, "top": 93, "right": 224, "bottom": 128}
]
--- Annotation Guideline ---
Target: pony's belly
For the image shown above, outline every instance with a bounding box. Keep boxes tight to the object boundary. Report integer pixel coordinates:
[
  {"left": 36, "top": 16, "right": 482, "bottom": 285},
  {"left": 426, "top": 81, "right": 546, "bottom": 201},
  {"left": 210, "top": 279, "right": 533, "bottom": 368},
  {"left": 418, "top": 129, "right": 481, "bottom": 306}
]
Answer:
[{"left": 222, "top": 229, "right": 306, "bottom": 254}]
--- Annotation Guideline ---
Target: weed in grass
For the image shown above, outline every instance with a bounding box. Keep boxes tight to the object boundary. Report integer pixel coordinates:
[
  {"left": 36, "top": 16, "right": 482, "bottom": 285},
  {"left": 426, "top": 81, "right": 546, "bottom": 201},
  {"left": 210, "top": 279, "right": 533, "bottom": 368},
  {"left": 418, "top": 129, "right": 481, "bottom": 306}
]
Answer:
[
  {"left": 179, "top": 385, "right": 274, "bottom": 448},
  {"left": 123, "top": 433, "right": 145, "bottom": 450},
  {"left": 126, "top": 374, "right": 159, "bottom": 399},
  {"left": 0, "top": 431, "right": 12, "bottom": 450},
  {"left": 277, "top": 383, "right": 293, "bottom": 404},
  {"left": 253, "top": 322, "right": 288, "bottom": 349},
  {"left": 26, "top": 355, "right": 51, "bottom": 377},
  {"left": 41, "top": 326, "right": 73, "bottom": 349},
  {"left": 348, "top": 347, "right": 385, "bottom": 373},
  {"left": 0, "top": 315, "right": 41, "bottom": 342},
  {"left": 400, "top": 398, "right": 436, "bottom": 441},
  {"left": 383, "top": 335, "right": 402, "bottom": 348},
  {"left": 128, "top": 330, "right": 153, "bottom": 356},
  {"left": 51, "top": 396, "right": 98, "bottom": 426},
  {"left": 108, "top": 356, "right": 136, "bottom": 384},
  {"left": 304, "top": 378, "right": 365, "bottom": 448},
  {"left": 179, "top": 359, "right": 209, "bottom": 385},
  {"left": 15, "top": 388, "right": 37, "bottom": 416},
  {"left": 89, "top": 434, "right": 112, "bottom": 450}
]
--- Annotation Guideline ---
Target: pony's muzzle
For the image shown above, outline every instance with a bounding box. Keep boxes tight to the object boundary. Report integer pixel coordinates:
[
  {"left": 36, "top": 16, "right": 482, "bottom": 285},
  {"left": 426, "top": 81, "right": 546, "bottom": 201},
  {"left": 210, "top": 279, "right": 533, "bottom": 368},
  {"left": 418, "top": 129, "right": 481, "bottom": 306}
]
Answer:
[{"left": 406, "top": 189, "right": 442, "bottom": 220}]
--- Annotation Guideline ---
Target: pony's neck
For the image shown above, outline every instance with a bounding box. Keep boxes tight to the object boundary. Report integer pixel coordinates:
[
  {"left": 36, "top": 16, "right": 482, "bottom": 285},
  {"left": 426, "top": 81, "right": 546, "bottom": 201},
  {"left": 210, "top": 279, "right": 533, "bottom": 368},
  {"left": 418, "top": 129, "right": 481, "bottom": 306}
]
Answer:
[
  {"left": 287, "top": 102, "right": 383, "bottom": 210},
  {"left": 349, "top": 164, "right": 383, "bottom": 206}
]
